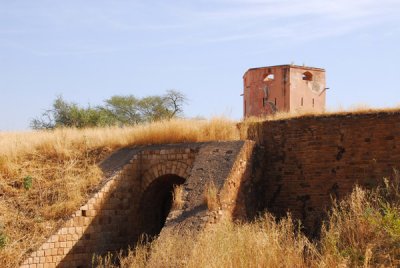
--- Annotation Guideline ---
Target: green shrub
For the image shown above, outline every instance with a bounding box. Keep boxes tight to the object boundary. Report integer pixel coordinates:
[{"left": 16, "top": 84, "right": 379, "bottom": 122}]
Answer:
[
  {"left": 0, "top": 232, "right": 6, "bottom": 249},
  {"left": 23, "top": 175, "right": 33, "bottom": 190}
]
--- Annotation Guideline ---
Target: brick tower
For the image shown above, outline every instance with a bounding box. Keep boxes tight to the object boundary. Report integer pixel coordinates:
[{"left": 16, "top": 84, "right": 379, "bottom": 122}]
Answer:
[{"left": 243, "top": 64, "right": 326, "bottom": 117}]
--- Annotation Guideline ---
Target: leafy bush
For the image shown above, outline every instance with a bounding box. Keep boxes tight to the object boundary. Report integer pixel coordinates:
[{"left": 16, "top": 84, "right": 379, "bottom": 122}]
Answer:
[
  {"left": 23, "top": 176, "right": 33, "bottom": 190},
  {"left": 0, "top": 232, "right": 6, "bottom": 249}
]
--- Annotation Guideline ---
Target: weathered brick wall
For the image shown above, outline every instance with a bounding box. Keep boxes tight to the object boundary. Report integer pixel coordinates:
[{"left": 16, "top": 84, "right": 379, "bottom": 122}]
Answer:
[
  {"left": 219, "top": 140, "right": 257, "bottom": 220},
  {"left": 247, "top": 111, "right": 400, "bottom": 234},
  {"left": 243, "top": 65, "right": 326, "bottom": 117},
  {"left": 21, "top": 146, "right": 196, "bottom": 268}
]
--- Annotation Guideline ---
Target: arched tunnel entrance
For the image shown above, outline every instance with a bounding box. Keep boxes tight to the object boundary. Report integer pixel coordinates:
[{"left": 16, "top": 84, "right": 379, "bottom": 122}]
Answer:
[{"left": 138, "top": 174, "right": 186, "bottom": 239}]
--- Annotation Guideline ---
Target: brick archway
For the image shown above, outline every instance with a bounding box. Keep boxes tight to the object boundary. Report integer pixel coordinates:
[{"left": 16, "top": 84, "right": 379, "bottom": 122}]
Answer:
[
  {"left": 141, "top": 161, "right": 192, "bottom": 191},
  {"left": 21, "top": 145, "right": 198, "bottom": 268},
  {"left": 136, "top": 161, "right": 192, "bottom": 239},
  {"left": 137, "top": 174, "right": 186, "bottom": 238}
]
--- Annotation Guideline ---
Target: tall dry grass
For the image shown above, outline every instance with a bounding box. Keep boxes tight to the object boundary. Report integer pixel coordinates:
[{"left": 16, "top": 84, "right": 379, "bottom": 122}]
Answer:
[
  {"left": 239, "top": 106, "right": 400, "bottom": 140},
  {"left": 96, "top": 214, "right": 316, "bottom": 268},
  {"left": 319, "top": 173, "right": 400, "bottom": 267},
  {"left": 0, "top": 117, "right": 239, "bottom": 159},
  {"left": 172, "top": 185, "right": 184, "bottom": 210},
  {"left": 0, "top": 118, "right": 240, "bottom": 267},
  {"left": 204, "top": 181, "right": 219, "bottom": 211},
  {"left": 98, "top": 173, "right": 400, "bottom": 268},
  {"left": 241, "top": 105, "right": 400, "bottom": 125}
]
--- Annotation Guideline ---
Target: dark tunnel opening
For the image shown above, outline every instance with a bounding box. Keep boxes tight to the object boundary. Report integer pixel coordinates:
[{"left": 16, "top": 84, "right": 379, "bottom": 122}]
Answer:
[{"left": 138, "top": 174, "right": 186, "bottom": 239}]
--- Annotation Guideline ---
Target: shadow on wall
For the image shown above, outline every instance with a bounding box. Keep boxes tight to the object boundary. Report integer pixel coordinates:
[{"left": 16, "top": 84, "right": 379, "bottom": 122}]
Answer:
[
  {"left": 231, "top": 145, "right": 267, "bottom": 221},
  {"left": 246, "top": 112, "right": 400, "bottom": 238}
]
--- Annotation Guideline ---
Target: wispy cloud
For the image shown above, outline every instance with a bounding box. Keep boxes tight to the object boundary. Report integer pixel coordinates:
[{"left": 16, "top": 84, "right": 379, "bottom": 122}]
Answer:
[
  {"left": 198, "top": 0, "right": 400, "bottom": 19},
  {"left": 158, "top": 0, "right": 400, "bottom": 45},
  {"left": 1, "top": 0, "right": 399, "bottom": 56}
]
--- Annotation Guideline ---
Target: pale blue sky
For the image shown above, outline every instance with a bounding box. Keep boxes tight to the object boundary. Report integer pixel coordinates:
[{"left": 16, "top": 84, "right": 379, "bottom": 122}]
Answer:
[{"left": 1, "top": 0, "right": 400, "bottom": 130}]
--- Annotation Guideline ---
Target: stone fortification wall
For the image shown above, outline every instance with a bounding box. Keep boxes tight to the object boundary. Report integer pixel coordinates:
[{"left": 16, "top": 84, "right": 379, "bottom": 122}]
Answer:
[{"left": 247, "top": 111, "right": 400, "bottom": 233}]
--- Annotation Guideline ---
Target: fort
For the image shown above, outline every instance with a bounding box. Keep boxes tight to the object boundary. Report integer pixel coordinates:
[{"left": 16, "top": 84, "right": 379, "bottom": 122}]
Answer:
[{"left": 20, "top": 66, "right": 400, "bottom": 267}]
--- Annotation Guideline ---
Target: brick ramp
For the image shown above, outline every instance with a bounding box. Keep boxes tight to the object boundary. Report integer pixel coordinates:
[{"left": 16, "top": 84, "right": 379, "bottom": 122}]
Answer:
[
  {"left": 160, "top": 140, "right": 256, "bottom": 237},
  {"left": 20, "top": 141, "right": 257, "bottom": 268}
]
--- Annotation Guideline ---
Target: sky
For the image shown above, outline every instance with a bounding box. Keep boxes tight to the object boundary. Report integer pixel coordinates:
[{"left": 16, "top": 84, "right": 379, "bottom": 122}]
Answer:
[{"left": 1, "top": 0, "right": 400, "bottom": 130}]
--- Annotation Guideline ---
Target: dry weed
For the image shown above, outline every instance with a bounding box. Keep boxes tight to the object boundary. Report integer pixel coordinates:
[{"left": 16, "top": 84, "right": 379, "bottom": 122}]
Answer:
[
  {"left": 204, "top": 181, "right": 219, "bottom": 211},
  {"left": 319, "top": 172, "right": 400, "bottom": 267},
  {"left": 108, "top": 214, "right": 316, "bottom": 268},
  {"left": 172, "top": 185, "right": 184, "bottom": 210}
]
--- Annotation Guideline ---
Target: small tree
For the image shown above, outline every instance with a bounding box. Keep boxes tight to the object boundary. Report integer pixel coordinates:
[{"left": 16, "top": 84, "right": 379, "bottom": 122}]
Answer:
[
  {"left": 163, "top": 89, "right": 187, "bottom": 118},
  {"left": 30, "top": 110, "right": 54, "bottom": 130},
  {"left": 138, "top": 96, "right": 170, "bottom": 122},
  {"left": 103, "top": 90, "right": 187, "bottom": 123},
  {"left": 31, "top": 96, "right": 114, "bottom": 129},
  {"left": 103, "top": 95, "right": 142, "bottom": 125},
  {"left": 30, "top": 96, "right": 70, "bottom": 129}
]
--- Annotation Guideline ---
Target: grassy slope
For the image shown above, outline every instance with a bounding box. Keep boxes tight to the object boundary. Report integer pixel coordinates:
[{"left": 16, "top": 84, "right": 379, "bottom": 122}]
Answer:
[{"left": 0, "top": 118, "right": 239, "bottom": 267}]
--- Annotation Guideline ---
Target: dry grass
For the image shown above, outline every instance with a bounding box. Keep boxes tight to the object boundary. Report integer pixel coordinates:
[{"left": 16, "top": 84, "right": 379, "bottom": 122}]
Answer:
[
  {"left": 0, "top": 118, "right": 240, "bottom": 267},
  {"left": 172, "top": 185, "right": 184, "bottom": 210},
  {"left": 204, "top": 181, "right": 219, "bottom": 211},
  {"left": 99, "top": 172, "right": 400, "bottom": 268},
  {"left": 239, "top": 106, "right": 400, "bottom": 139},
  {"left": 2, "top": 107, "right": 400, "bottom": 267},
  {"left": 96, "top": 214, "right": 316, "bottom": 268},
  {"left": 319, "top": 173, "right": 400, "bottom": 267},
  {"left": 243, "top": 105, "right": 400, "bottom": 124}
]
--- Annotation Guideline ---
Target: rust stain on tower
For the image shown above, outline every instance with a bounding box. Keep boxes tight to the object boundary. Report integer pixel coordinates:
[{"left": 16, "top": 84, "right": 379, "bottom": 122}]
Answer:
[{"left": 243, "top": 64, "right": 326, "bottom": 117}]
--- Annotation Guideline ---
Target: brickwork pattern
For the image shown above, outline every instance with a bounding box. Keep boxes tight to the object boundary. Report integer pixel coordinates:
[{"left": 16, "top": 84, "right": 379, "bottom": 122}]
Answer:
[
  {"left": 21, "top": 146, "right": 196, "bottom": 268},
  {"left": 243, "top": 65, "right": 326, "bottom": 117},
  {"left": 247, "top": 112, "right": 400, "bottom": 234},
  {"left": 219, "top": 141, "right": 256, "bottom": 220},
  {"left": 158, "top": 141, "right": 257, "bottom": 237}
]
